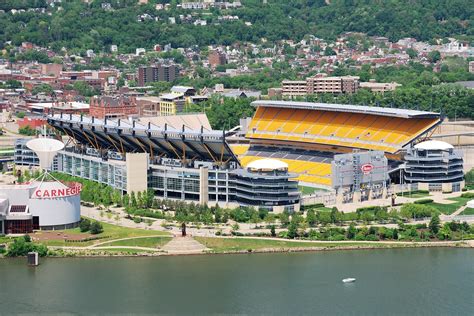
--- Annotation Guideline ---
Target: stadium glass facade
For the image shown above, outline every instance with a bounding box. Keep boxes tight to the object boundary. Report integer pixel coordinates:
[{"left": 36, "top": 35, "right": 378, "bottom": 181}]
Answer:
[{"left": 51, "top": 149, "right": 300, "bottom": 212}]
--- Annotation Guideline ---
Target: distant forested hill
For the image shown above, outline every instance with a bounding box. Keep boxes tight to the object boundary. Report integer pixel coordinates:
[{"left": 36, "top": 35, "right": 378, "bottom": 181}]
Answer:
[{"left": 0, "top": 0, "right": 472, "bottom": 52}]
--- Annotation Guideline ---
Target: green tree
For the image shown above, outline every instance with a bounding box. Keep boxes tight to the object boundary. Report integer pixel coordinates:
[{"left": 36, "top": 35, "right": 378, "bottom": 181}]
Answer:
[
  {"left": 279, "top": 210, "right": 290, "bottom": 227},
  {"left": 79, "top": 218, "right": 91, "bottom": 232},
  {"left": 73, "top": 81, "right": 97, "bottom": 97},
  {"left": 90, "top": 221, "right": 104, "bottom": 235},
  {"left": 306, "top": 209, "right": 317, "bottom": 227},
  {"left": 32, "top": 84, "right": 54, "bottom": 95},
  {"left": 346, "top": 223, "right": 357, "bottom": 240},
  {"left": 429, "top": 214, "right": 441, "bottom": 236},
  {"left": 6, "top": 80, "right": 22, "bottom": 89},
  {"left": 427, "top": 50, "right": 441, "bottom": 63},
  {"left": 270, "top": 225, "right": 276, "bottom": 237},
  {"left": 287, "top": 221, "right": 298, "bottom": 239},
  {"left": 438, "top": 225, "right": 452, "bottom": 240},
  {"left": 324, "top": 46, "right": 336, "bottom": 56},
  {"left": 19, "top": 126, "right": 37, "bottom": 136},
  {"left": 231, "top": 223, "right": 240, "bottom": 233},
  {"left": 406, "top": 48, "right": 418, "bottom": 59},
  {"left": 130, "top": 191, "right": 137, "bottom": 208}
]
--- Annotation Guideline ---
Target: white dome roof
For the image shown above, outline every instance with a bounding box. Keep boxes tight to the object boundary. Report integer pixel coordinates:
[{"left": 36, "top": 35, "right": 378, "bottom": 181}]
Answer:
[
  {"left": 246, "top": 158, "right": 288, "bottom": 171},
  {"left": 414, "top": 140, "right": 453, "bottom": 151}
]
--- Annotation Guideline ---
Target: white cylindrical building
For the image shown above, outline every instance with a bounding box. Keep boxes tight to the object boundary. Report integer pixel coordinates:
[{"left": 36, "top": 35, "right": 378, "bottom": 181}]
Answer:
[{"left": 404, "top": 140, "right": 464, "bottom": 192}]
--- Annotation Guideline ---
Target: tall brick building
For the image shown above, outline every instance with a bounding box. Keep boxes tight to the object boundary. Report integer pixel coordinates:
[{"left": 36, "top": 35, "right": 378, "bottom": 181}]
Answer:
[
  {"left": 89, "top": 95, "right": 138, "bottom": 119},
  {"left": 41, "top": 63, "right": 62, "bottom": 77},
  {"left": 306, "top": 75, "right": 360, "bottom": 94},
  {"left": 208, "top": 50, "right": 227, "bottom": 68},
  {"left": 282, "top": 75, "right": 360, "bottom": 97},
  {"left": 137, "top": 64, "right": 179, "bottom": 86}
]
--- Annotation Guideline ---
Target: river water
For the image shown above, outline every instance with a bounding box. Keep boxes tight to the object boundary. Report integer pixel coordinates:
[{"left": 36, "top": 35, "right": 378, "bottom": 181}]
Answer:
[{"left": 0, "top": 248, "right": 473, "bottom": 315}]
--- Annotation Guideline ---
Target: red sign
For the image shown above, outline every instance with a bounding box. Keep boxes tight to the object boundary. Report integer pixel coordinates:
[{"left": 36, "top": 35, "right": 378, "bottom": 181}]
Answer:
[
  {"left": 33, "top": 182, "right": 82, "bottom": 199},
  {"left": 361, "top": 163, "right": 374, "bottom": 174}
]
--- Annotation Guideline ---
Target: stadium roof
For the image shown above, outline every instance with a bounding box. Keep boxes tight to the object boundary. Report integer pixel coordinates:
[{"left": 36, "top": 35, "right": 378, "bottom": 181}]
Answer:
[
  {"left": 252, "top": 101, "right": 440, "bottom": 119},
  {"left": 48, "top": 113, "right": 238, "bottom": 164},
  {"left": 138, "top": 113, "right": 212, "bottom": 131}
]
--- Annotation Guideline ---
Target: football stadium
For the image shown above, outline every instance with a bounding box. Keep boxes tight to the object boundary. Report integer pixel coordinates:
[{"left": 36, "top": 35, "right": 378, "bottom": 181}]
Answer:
[{"left": 8, "top": 100, "right": 461, "bottom": 213}]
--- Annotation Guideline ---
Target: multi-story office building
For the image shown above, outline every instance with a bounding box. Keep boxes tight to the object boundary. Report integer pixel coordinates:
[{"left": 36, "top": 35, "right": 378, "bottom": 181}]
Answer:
[
  {"left": 158, "top": 93, "right": 186, "bottom": 116},
  {"left": 281, "top": 80, "right": 307, "bottom": 97},
  {"left": 14, "top": 139, "right": 39, "bottom": 166},
  {"left": 404, "top": 140, "right": 464, "bottom": 192},
  {"left": 138, "top": 64, "right": 180, "bottom": 86},
  {"left": 307, "top": 75, "right": 360, "bottom": 94},
  {"left": 282, "top": 75, "right": 360, "bottom": 97}
]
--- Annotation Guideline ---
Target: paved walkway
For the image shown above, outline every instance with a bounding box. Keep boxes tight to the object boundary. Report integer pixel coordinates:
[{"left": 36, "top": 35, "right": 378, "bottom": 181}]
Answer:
[
  {"left": 449, "top": 205, "right": 467, "bottom": 217},
  {"left": 161, "top": 237, "right": 209, "bottom": 254}
]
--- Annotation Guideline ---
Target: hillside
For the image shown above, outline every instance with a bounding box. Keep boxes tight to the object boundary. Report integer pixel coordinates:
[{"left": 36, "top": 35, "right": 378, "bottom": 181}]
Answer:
[{"left": 0, "top": 0, "right": 472, "bottom": 53}]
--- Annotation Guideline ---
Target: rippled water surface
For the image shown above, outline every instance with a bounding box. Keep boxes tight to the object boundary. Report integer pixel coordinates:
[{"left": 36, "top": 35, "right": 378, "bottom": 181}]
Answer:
[{"left": 0, "top": 248, "right": 473, "bottom": 315}]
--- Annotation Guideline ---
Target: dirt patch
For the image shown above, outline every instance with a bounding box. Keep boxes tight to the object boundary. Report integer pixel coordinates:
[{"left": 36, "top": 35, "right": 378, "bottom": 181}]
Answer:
[{"left": 32, "top": 231, "right": 93, "bottom": 242}]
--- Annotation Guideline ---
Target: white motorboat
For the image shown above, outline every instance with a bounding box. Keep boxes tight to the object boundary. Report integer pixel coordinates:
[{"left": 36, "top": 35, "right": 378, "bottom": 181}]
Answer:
[{"left": 342, "top": 278, "right": 356, "bottom": 283}]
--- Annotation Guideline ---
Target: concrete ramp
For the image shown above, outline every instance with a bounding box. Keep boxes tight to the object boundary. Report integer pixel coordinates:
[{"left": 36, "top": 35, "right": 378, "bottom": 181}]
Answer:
[{"left": 161, "top": 237, "right": 208, "bottom": 254}]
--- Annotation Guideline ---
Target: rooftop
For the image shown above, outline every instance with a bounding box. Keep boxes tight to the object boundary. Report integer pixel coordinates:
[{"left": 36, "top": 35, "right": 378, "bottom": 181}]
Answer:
[
  {"left": 414, "top": 140, "right": 454, "bottom": 151},
  {"left": 251, "top": 100, "right": 440, "bottom": 119},
  {"left": 247, "top": 158, "right": 288, "bottom": 171}
]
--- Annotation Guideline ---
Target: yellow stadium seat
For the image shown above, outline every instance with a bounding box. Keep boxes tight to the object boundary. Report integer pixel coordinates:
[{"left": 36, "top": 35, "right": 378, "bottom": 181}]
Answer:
[{"left": 246, "top": 106, "right": 439, "bottom": 154}]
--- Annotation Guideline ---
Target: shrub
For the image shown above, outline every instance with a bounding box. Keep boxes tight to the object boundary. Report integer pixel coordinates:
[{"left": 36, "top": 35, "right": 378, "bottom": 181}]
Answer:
[
  {"left": 302, "top": 203, "right": 325, "bottom": 210},
  {"left": 365, "top": 234, "right": 379, "bottom": 241},
  {"left": 400, "top": 203, "right": 437, "bottom": 219},
  {"left": 414, "top": 199, "right": 433, "bottom": 204},
  {"left": 461, "top": 192, "right": 474, "bottom": 199},
  {"left": 79, "top": 218, "right": 91, "bottom": 232},
  {"left": 6, "top": 238, "right": 48, "bottom": 257},
  {"left": 89, "top": 221, "right": 103, "bottom": 235},
  {"left": 356, "top": 206, "right": 381, "bottom": 212},
  {"left": 23, "top": 235, "right": 31, "bottom": 242}
]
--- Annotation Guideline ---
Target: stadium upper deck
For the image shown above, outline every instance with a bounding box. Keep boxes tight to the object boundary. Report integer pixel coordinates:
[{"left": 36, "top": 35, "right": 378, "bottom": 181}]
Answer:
[
  {"left": 247, "top": 101, "right": 441, "bottom": 154},
  {"left": 48, "top": 113, "right": 238, "bottom": 164}
]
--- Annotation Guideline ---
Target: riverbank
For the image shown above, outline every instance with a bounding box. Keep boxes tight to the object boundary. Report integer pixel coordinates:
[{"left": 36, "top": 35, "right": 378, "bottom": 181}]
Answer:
[{"left": 1, "top": 236, "right": 472, "bottom": 259}]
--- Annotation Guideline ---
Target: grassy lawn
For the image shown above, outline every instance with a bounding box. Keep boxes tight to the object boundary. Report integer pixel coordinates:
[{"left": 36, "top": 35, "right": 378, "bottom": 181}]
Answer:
[
  {"left": 35, "top": 219, "right": 171, "bottom": 247},
  {"left": 298, "top": 186, "right": 329, "bottom": 195},
  {"left": 98, "top": 236, "right": 172, "bottom": 248},
  {"left": 315, "top": 207, "right": 334, "bottom": 212},
  {"left": 195, "top": 237, "right": 389, "bottom": 253},
  {"left": 399, "top": 191, "right": 431, "bottom": 198},
  {"left": 426, "top": 197, "right": 471, "bottom": 215},
  {"left": 460, "top": 208, "right": 474, "bottom": 215},
  {"left": 83, "top": 248, "right": 158, "bottom": 254}
]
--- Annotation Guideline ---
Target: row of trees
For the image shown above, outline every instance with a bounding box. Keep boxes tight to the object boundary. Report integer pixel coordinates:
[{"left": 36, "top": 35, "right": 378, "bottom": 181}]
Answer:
[{"left": 280, "top": 212, "right": 472, "bottom": 241}]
